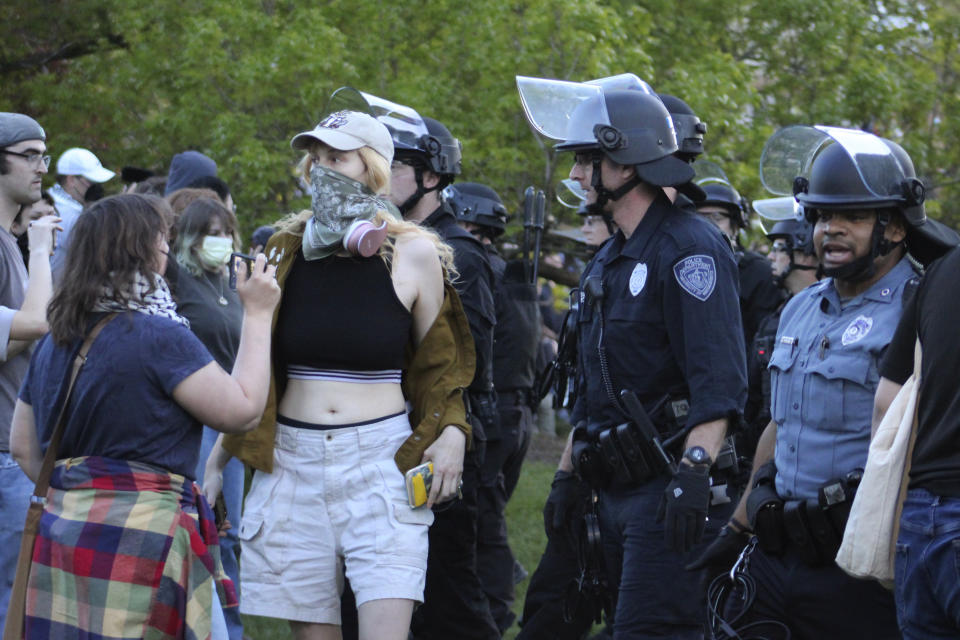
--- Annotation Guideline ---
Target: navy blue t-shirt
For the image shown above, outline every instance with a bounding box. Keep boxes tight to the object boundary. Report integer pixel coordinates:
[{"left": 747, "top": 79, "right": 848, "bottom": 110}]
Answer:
[{"left": 19, "top": 312, "right": 214, "bottom": 479}]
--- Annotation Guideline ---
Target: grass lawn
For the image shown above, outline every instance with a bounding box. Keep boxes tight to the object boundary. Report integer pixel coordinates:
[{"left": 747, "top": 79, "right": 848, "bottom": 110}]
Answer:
[{"left": 239, "top": 432, "right": 566, "bottom": 639}]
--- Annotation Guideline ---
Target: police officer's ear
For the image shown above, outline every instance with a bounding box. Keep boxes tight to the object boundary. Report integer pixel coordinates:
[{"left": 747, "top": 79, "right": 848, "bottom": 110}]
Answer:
[
  {"left": 421, "top": 169, "right": 441, "bottom": 190},
  {"left": 883, "top": 209, "right": 907, "bottom": 243}
]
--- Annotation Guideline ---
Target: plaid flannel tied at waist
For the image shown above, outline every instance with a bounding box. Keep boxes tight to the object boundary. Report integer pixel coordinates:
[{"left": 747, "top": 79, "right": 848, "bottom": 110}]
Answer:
[{"left": 24, "top": 456, "right": 237, "bottom": 640}]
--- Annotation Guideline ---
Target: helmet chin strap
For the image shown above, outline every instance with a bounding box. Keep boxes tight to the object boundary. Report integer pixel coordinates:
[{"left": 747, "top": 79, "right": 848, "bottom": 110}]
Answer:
[
  {"left": 821, "top": 213, "right": 903, "bottom": 283},
  {"left": 398, "top": 164, "right": 441, "bottom": 216},
  {"left": 585, "top": 156, "right": 640, "bottom": 216}
]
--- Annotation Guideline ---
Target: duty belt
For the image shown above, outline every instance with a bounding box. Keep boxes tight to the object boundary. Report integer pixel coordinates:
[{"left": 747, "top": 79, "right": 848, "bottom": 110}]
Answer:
[{"left": 747, "top": 465, "right": 863, "bottom": 566}]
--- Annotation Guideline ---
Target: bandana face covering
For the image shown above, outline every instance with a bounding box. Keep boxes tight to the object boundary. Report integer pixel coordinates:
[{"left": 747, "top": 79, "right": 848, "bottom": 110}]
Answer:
[{"left": 303, "top": 164, "right": 399, "bottom": 261}]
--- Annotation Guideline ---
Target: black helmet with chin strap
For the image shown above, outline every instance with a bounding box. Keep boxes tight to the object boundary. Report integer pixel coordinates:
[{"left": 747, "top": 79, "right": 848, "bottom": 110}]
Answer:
[
  {"left": 554, "top": 90, "right": 694, "bottom": 214},
  {"left": 761, "top": 125, "right": 957, "bottom": 281},
  {"left": 699, "top": 180, "right": 749, "bottom": 229},
  {"left": 391, "top": 116, "right": 463, "bottom": 214},
  {"left": 446, "top": 182, "right": 509, "bottom": 238}
]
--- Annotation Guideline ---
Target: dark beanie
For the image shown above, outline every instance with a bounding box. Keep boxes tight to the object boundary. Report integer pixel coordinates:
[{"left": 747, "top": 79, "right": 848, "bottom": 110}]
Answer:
[{"left": 164, "top": 150, "right": 217, "bottom": 195}]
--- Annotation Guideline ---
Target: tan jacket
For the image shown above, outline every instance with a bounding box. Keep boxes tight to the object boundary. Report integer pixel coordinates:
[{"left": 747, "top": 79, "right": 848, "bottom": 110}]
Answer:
[{"left": 222, "top": 230, "right": 475, "bottom": 474}]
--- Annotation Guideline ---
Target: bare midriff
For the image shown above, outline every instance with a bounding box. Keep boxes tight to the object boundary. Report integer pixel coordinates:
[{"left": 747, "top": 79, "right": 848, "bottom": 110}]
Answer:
[{"left": 277, "top": 378, "right": 407, "bottom": 425}]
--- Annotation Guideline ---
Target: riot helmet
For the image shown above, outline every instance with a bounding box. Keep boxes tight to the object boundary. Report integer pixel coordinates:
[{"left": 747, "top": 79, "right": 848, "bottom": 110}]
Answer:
[
  {"left": 767, "top": 218, "right": 815, "bottom": 255},
  {"left": 657, "top": 94, "right": 706, "bottom": 162},
  {"left": 518, "top": 76, "right": 694, "bottom": 213},
  {"left": 699, "top": 181, "right": 748, "bottom": 228},
  {"left": 760, "top": 125, "right": 948, "bottom": 280},
  {"left": 694, "top": 160, "right": 745, "bottom": 229},
  {"left": 446, "top": 182, "right": 509, "bottom": 238}
]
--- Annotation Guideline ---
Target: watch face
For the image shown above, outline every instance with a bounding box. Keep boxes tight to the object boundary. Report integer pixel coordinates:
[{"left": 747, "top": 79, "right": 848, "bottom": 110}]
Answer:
[{"left": 686, "top": 446, "right": 708, "bottom": 464}]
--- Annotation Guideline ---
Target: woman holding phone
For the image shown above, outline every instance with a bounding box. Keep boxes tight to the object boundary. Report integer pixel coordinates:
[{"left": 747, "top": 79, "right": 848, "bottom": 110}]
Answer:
[
  {"left": 204, "top": 110, "right": 474, "bottom": 640},
  {"left": 10, "top": 193, "right": 280, "bottom": 638}
]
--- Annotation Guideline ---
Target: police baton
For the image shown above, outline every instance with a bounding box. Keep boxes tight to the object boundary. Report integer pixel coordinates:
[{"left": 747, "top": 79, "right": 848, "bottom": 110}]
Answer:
[
  {"left": 531, "top": 189, "right": 546, "bottom": 284},
  {"left": 619, "top": 390, "right": 676, "bottom": 472},
  {"left": 521, "top": 186, "right": 536, "bottom": 283}
]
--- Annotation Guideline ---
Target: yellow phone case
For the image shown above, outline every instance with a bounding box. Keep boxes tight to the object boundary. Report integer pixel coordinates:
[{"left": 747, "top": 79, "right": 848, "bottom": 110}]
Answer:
[{"left": 404, "top": 462, "right": 434, "bottom": 509}]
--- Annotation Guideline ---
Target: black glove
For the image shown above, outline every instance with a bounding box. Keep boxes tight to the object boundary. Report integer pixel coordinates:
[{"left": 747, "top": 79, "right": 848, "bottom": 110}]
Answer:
[
  {"left": 543, "top": 470, "right": 578, "bottom": 539},
  {"left": 685, "top": 523, "right": 752, "bottom": 573},
  {"left": 657, "top": 462, "right": 711, "bottom": 553}
]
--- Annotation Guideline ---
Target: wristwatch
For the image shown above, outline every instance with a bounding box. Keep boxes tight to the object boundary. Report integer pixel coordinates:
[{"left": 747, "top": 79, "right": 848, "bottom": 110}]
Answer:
[{"left": 682, "top": 446, "right": 713, "bottom": 467}]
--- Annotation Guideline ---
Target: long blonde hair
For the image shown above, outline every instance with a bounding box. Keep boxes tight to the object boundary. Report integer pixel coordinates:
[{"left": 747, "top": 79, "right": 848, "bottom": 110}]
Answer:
[{"left": 277, "top": 143, "right": 456, "bottom": 278}]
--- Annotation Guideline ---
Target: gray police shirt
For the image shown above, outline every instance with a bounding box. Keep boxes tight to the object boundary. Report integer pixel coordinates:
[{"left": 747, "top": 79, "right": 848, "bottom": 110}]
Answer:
[
  {"left": 770, "top": 257, "right": 915, "bottom": 501},
  {"left": 0, "top": 226, "right": 31, "bottom": 450}
]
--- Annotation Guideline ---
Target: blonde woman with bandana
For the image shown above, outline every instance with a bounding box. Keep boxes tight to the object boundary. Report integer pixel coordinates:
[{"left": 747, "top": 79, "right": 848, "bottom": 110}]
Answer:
[{"left": 203, "top": 111, "right": 474, "bottom": 640}]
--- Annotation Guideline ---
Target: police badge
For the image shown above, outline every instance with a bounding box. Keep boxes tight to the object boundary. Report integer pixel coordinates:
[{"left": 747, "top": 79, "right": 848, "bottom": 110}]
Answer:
[
  {"left": 629, "top": 263, "right": 647, "bottom": 296},
  {"left": 841, "top": 315, "right": 873, "bottom": 346},
  {"left": 673, "top": 255, "right": 716, "bottom": 301}
]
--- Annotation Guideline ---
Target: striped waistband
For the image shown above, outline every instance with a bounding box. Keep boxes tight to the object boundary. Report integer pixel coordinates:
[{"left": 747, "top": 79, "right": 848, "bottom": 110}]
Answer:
[{"left": 286, "top": 366, "right": 402, "bottom": 384}]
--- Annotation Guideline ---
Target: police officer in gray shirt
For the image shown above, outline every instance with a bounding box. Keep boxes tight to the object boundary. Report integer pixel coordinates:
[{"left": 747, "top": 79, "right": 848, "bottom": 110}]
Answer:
[{"left": 706, "top": 126, "right": 959, "bottom": 640}]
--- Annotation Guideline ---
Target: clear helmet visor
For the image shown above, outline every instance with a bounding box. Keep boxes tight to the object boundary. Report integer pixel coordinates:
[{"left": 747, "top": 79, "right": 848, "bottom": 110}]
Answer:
[
  {"left": 753, "top": 196, "right": 804, "bottom": 224},
  {"left": 760, "top": 125, "right": 906, "bottom": 198},
  {"left": 326, "top": 86, "right": 430, "bottom": 148},
  {"left": 585, "top": 73, "right": 656, "bottom": 95},
  {"left": 692, "top": 159, "right": 731, "bottom": 184},
  {"left": 516, "top": 76, "right": 611, "bottom": 142},
  {"left": 557, "top": 178, "right": 587, "bottom": 209}
]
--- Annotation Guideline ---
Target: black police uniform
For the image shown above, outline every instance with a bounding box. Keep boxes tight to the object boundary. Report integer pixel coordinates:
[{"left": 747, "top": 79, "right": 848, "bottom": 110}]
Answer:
[
  {"left": 737, "top": 249, "right": 784, "bottom": 349},
  {"left": 477, "top": 246, "right": 542, "bottom": 633},
  {"left": 572, "top": 193, "right": 747, "bottom": 637},
  {"left": 743, "top": 298, "right": 788, "bottom": 458},
  {"left": 411, "top": 201, "right": 501, "bottom": 640}
]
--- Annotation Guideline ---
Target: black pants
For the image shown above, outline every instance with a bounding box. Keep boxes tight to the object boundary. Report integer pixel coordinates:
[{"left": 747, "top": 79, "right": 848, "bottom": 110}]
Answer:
[
  {"left": 411, "top": 446, "right": 500, "bottom": 640},
  {"left": 477, "top": 400, "right": 534, "bottom": 633},
  {"left": 723, "top": 544, "right": 901, "bottom": 640}
]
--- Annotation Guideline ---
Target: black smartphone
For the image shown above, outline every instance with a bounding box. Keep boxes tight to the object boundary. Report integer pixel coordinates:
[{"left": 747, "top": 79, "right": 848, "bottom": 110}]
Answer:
[
  {"left": 228, "top": 252, "right": 256, "bottom": 290},
  {"left": 213, "top": 492, "right": 228, "bottom": 529}
]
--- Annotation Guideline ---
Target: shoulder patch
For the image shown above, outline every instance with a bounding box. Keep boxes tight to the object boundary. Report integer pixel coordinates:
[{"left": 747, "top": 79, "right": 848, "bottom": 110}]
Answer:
[{"left": 673, "top": 255, "right": 717, "bottom": 301}]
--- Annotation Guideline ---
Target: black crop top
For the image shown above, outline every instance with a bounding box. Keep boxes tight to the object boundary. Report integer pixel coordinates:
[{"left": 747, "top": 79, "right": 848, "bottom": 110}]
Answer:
[{"left": 274, "top": 250, "right": 413, "bottom": 373}]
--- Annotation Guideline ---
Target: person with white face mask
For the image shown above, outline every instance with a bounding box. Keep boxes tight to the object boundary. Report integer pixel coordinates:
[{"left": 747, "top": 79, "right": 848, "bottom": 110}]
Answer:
[{"left": 167, "top": 196, "right": 246, "bottom": 640}]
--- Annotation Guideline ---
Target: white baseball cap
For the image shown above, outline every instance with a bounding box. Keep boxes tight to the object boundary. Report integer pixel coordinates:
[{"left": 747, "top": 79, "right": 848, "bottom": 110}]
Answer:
[
  {"left": 56, "top": 147, "right": 115, "bottom": 182},
  {"left": 291, "top": 111, "right": 394, "bottom": 165}
]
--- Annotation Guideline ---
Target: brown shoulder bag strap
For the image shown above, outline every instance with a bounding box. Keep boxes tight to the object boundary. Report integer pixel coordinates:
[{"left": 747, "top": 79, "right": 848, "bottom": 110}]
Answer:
[{"left": 2, "top": 312, "right": 117, "bottom": 640}]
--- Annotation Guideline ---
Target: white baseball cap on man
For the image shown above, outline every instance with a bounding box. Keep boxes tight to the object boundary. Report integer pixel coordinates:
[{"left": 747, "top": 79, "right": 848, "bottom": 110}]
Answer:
[
  {"left": 56, "top": 147, "right": 115, "bottom": 182},
  {"left": 291, "top": 111, "right": 394, "bottom": 166}
]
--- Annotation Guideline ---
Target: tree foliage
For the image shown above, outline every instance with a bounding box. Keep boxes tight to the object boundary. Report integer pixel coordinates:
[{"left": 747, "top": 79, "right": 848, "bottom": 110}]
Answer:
[{"left": 2, "top": 0, "right": 958, "bottom": 237}]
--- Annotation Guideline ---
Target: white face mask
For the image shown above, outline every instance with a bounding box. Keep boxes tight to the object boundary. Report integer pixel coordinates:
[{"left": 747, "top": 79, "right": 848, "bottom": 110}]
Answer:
[{"left": 198, "top": 235, "right": 234, "bottom": 268}]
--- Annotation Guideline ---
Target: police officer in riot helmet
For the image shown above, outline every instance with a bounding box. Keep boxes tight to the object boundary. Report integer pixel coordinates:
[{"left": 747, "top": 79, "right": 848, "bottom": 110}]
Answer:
[
  {"left": 696, "top": 178, "right": 784, "bottom": 349},
  {"left": 765, "top": 216, "right": 818, "bottom": 290},
  {"left": 450, "top": 181, "right": 542, "bottom": 633},
  {"left": 700, "top": 127, "right": 958, "bottom": 640},
  {"left": 521, "top": 77, "right": 748, "bottom": 638},
  {"left": 387, "top": 115, "right": 501, "bottom": 640}
]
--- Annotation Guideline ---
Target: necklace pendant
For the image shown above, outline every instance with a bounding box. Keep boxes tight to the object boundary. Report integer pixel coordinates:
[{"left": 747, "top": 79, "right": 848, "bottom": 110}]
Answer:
[{"left": 218, "top": 296, "right": 228, "bottom": 306}]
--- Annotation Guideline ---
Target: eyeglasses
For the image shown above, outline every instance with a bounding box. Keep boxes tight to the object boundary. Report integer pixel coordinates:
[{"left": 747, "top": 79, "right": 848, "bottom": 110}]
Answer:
[
  {"left": 770, "top": 241, "right": 790, "bottom": 254},
  {"left": 1, "top": 149, "right": 51, "bottom": 169},
  {"left": 584, "top": 215, "right": 606, "bottom": 226}
]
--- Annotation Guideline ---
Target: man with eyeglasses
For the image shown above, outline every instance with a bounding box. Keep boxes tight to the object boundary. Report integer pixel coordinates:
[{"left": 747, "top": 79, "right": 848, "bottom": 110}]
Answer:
[
  {"left": 0, "top": 112, "right": 60, "bottom": 628},
  {"left": 49, "top": 147, "right": 115, "bottom": 277}
]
